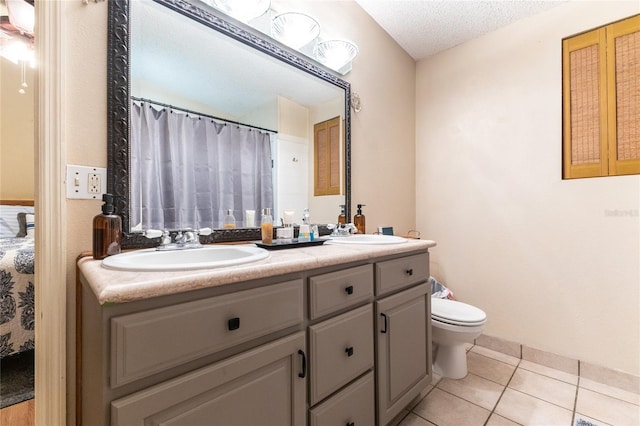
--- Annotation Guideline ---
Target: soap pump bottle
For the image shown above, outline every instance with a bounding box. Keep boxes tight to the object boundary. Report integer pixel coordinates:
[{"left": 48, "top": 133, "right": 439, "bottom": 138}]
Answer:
[
  {"left": 93, "top": 193, "right": 122, "bottom": 260},
  {"left": 338, "top": 205, "right": 346, "bottom": 225},
  {"left": 354, "top": 204, "right": 366, "bottom": 234}
]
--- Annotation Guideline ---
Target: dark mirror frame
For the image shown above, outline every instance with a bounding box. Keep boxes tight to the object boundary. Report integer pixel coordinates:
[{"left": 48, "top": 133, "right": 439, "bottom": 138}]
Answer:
[{"left": 107, "top": 0, "right": 351, "bottom": 248}]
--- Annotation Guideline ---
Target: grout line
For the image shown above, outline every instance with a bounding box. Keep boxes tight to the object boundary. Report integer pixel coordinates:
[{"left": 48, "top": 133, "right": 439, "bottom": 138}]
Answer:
[
  {"left": 482, "top": 356, "right": 522, "bottom": 426},
  {"left": 435, "top": 387, "right": 494, "bottom": 416},
  {"left": 571, "top": 373, "right": 581, "bottom": 426}
]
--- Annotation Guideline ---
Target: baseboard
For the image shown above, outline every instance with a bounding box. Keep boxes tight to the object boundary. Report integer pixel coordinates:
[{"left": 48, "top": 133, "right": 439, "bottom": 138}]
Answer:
[{"left": 475, "top": 334, "right": 640, "bottom": 395}]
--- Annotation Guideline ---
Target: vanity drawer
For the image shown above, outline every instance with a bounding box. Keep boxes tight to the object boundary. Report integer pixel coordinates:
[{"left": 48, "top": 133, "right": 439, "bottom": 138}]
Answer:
[
  {"left": 309, "top": 264, "right": 373, "bottom": 319},
  {"left": 309, "top": 371, "right": 375, "bottom": 426},
  {"left": 110, "top": 279, "right": 303, "bottom": 387},
  {"left": 309, "top": 303, "right": 374, "bottom": 405},
  {"left": 376, "top": 252, "right": 429, "bottom": 296}
]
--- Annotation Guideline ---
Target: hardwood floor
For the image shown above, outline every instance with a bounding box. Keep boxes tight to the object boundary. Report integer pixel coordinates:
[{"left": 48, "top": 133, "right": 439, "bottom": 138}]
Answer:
[{"left": 0, "top": 399, "right": 34, "bottom": 426}]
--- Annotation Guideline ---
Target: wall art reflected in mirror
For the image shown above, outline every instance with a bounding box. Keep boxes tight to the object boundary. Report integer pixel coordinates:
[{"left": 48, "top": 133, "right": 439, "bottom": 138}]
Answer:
[{"left": 107, "top": 0, "right": 351, "bottom": 248}]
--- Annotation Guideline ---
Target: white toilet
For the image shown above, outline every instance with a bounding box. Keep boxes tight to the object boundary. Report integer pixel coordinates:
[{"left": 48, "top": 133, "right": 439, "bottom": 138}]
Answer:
[{"left": 431, "top": 298, "right": 487, "bottom": 379}]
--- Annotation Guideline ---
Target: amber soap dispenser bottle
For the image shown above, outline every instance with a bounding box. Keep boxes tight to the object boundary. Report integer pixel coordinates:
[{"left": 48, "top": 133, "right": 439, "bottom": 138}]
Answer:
[
  {"left": 338, "top": 204, "right": 346, "bottom": 224},
  {"left": 93, "top": 193, "right": 122, "bottom": 260},
  {"left": 354, "top": 204, "right": 366, "bottom": 234}
]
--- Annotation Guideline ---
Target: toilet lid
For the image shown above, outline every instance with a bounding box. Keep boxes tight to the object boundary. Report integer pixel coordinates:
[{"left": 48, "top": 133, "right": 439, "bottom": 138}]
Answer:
[{"left": 431, "top": 298, "right": 486, "bottom": 325}]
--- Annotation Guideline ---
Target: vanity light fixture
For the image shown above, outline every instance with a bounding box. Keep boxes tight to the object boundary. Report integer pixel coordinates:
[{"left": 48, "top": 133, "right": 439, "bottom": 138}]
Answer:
[
  {"left": 203, "top": 0, "right": 271, "bottom": 23},
  {"left": 271, "top": 12, "right": 320, "bottom": 50},
  {"left": 314, "top": 39, "right": 359, "bottom": 74}
]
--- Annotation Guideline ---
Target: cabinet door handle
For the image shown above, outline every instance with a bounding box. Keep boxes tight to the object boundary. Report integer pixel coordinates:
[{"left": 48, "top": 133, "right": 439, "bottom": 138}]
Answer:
[
  {"left": 345, "top": 346, "right": 354, "bottom": 357},
  {"left": 345, "top": 285, "right": 354, "bottom": 295},
  {"left": 227, "top": 317, "right": 240, "bottom": 331},
  {"left": 298, "top": 350, "right": 307, "bottom": 378},
  {"left": 405, "top": 268, "right": 414, "bottom": 276},
  {"left": 380, "top": 313, "right": 388, "bottom": 333}
]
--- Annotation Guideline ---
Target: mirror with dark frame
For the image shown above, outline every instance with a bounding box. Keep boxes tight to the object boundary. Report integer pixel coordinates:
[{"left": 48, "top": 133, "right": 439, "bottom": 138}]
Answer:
[{"left": 107, "top": 0, "right": 351, "bottom": 248}]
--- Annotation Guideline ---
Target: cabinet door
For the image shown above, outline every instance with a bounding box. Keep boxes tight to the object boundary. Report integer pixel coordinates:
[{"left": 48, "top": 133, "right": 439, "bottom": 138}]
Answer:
[
  {"left": 376, "top": 284, "right": 430, "bottom": 425},
  {"left": 309, "top": 304, "right": 374, "bottom": 405},
  {"left": 111, "top": 332, "right": 306, "bottom": 426}
]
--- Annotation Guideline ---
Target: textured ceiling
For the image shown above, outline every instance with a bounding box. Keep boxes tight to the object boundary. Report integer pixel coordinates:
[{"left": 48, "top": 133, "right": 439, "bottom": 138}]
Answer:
[{"left": 354, "top": 0, "right": 568, "bottom": 60}]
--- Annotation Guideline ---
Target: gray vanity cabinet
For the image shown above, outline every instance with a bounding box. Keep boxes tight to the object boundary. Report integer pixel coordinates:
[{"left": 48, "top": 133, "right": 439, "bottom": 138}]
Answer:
[
  {"left": 375, "top": 254, "right": 431, "bottom": 425},
  {"left": 111, "top": 332, "right": 306, "bottom": 425},
  {"left": 79, "top": 248, "right": 432, "bottom": 426}
]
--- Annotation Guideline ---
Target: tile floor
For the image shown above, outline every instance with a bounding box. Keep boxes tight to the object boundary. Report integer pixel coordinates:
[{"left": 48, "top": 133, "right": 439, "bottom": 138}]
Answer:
[{"left": 398, "top": 345, "right": 640, "bottom": 426}]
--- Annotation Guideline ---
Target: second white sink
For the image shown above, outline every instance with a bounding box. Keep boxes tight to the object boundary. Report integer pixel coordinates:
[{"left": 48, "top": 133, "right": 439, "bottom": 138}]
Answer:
[
  {"left": 102, "top": 245, "right": 269, "bottom": 271},
  {"left": 327, "top": 234, "right": 407, "bottom": 245}
]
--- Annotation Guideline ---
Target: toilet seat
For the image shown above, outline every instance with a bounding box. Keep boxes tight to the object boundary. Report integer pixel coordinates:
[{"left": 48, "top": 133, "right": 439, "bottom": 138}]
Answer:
[{"left": 431, "top": 298, "right": 486, "bottom": 327}]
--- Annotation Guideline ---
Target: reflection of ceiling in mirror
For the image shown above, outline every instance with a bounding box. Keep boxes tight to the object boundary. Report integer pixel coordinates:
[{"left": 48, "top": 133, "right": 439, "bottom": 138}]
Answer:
[{"left": 131, "top": 0, "right": 344, "bottom": 121}]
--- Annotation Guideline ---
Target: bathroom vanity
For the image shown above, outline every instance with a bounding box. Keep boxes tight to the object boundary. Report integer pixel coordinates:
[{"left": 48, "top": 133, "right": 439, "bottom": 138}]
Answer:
[{"left": 77, "top": 240, "right": 435, "bottom": 425}]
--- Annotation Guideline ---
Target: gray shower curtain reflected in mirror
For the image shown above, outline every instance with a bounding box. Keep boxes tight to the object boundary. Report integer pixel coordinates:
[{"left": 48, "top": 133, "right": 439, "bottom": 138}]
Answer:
[{"left": 130, "top": 102, "right": 273, "bottom": 230}]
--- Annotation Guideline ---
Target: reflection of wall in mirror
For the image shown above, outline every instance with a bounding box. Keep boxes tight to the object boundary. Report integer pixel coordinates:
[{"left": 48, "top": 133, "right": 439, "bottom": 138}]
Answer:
[
  {"left": 132, "top": 79, "right": 239, "bottom": 122},
  {"left": 275, "top": 135, "right": 309, "bottom": 226},
  {"left": 276, "top": 97, "right": 310, "bottom": 225}
]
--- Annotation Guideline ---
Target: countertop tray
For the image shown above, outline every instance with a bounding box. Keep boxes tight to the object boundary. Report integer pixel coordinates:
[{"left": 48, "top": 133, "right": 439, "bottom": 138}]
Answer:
[{"left": 254, "top": 238, "right": 329, "bottom": 250}]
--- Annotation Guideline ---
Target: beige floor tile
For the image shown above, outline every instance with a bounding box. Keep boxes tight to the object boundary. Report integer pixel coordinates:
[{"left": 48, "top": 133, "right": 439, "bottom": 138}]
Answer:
[
  {"left": 471, "top": 345, "right": 520, "bottom": 366},
  {"left": 575, "top": 388, "right": 640, "bottom": 426},
  {"left": 412, "top": 388, "right": 490, "bottom": 426},
  {"left": 579, "top": 377, "right": 640, "bottom": 406},
  {"left": 437, "top": 373, "right": 504, "bottom": 410},
  {"left": 573, "top": 413, "right": 612, "bottom": 426},
  {"left": 518, "top": 359, "right": 578, "bottom": 385},
  {"left": 465, "top": 342, "right": 475, "bottom": 351},
  {"left": 467, "top": 352, "right": 516, "bottom": 386},
  {"left": 407, "top": 385, "right": 434, "bottom": 412},
  {"left": 398, "top": 412, "right": 436, "bottom": 426},
  {"left": 509, "top": 368, "right": 577, "bottom": 410},
  {"left": 486, "top": 413, "right": 522, "bottom": 426},
  {"left": 495, "top": 388, "right": 573, "bottom": 426}
]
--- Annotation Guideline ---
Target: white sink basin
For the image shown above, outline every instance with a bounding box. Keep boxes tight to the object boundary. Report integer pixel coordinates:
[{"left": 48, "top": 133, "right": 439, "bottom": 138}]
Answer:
[
  {"left": 102, "top": 245, "right": 269, "bottom": 271},
  {"left": 326, "top": 234, "right": 407, "bottom": 245}
]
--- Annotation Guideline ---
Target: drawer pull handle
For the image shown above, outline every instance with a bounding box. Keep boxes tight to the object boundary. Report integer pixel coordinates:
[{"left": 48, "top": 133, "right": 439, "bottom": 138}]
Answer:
[
  {"left": 227, "top": 317, "right": 240, "bottom": 331},
  {"left": 298, "top": 350, "right": 307, "bottom": 378},
  {"left": 345, "top": 346, "right": 354, "bottom": 357},
  {"left": 405, "top": 268, "right": 414, "bottom": 276},
  {"left": 381, "top": 313, "right": 388, "bottom": 333},
  {"left": 347, "top": 423, "right": 355, "bottom": 426},
  {"left": 345, "top": 285, "right": 354, "bottom": 295}
]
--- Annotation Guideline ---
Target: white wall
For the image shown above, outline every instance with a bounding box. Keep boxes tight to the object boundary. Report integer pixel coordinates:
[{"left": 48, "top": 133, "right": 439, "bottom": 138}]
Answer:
[{"left": 416, "top": 1, "right": 640, "bottom": 375}]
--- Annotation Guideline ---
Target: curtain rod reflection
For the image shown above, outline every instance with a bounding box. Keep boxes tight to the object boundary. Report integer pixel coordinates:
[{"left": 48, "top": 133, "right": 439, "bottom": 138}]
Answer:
[{"left": 131, "top": 96, "right": 278, "bottom": 134}]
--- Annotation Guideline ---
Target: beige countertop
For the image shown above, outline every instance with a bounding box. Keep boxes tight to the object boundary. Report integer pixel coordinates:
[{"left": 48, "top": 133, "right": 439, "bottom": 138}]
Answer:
[{"left": 78, "top": 239, "right": 436, "bottom": 305}]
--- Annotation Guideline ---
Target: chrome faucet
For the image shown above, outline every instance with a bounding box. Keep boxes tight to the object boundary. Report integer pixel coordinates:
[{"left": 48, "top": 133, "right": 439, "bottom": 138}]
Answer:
[
  {"left": 144, "top": 228, "right": 213, "bottom": 250},
  {"left": 327, "top": 223, "right": 357, "bottom": 237}
]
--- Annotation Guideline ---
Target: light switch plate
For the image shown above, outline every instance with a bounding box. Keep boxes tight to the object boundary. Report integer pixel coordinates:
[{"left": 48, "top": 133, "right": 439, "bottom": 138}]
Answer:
[{"left": 66, "top": 165, "right": 107, "bottom": 199}]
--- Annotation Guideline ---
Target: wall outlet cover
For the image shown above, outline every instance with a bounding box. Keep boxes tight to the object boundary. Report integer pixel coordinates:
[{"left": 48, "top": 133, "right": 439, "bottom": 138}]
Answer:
[{"left": 66, "top": 165, "right": 107, "bottom": 199}]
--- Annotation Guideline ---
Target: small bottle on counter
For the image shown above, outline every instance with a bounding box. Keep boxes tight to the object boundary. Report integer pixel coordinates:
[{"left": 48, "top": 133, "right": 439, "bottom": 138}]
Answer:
[
  {"left": 93, "top": 193, "right": 122, "bottom": 260},
  {"left": 338, "top": 204, "right": 346, "bottom": 225},
  {"left": 298, "top": 224, "right": 311, "bottom": 242},
  {"left": 261, "top": 208, "right": 273, "bottom": 244},
  {"left": 224, "top": 209, "right": 236, "bottom": 228},
  {"left": 354, "top": 203, "right": 366, "bottom": 234}
]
